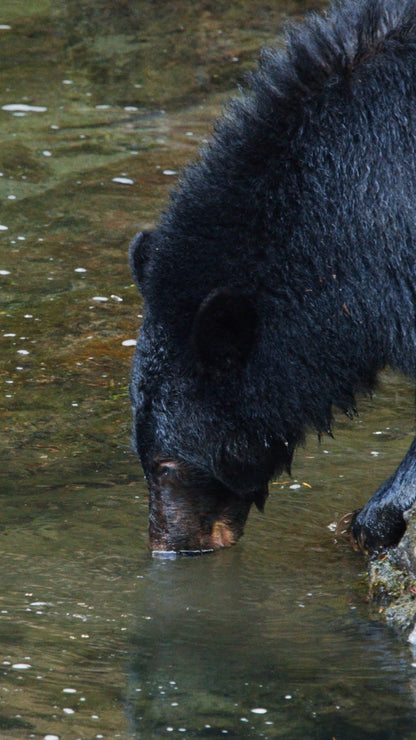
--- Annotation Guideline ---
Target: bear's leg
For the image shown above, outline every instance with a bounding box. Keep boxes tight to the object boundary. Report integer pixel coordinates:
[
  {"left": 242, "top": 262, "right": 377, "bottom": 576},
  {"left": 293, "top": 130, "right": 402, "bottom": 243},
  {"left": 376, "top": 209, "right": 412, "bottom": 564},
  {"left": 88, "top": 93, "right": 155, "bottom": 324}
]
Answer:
[{"left": 350, "top": 437, "right": 416, "bottom": 552}]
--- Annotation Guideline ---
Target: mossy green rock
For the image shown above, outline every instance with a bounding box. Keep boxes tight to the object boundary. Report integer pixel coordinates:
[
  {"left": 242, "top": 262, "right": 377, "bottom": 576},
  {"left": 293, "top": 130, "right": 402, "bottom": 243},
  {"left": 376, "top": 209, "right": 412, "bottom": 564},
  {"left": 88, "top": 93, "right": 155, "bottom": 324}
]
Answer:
[{"left": 369, "top": 507, "right": 416, "bottom": 637}]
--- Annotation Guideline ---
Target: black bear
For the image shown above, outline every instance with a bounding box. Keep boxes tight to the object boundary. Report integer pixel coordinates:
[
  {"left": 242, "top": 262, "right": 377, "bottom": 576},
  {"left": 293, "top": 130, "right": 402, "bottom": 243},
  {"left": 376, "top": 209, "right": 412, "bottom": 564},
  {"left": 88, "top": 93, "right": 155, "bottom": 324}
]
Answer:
[{"left": 130, "top": 0, "right": 416, "bottom": 554}]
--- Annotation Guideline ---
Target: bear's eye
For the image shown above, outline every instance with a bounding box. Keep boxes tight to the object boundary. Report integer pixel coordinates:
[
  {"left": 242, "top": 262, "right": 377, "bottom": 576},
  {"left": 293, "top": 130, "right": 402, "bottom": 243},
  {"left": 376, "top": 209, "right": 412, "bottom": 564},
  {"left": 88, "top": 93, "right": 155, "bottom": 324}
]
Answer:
[{"left": 154, "top": 459, "right": 182, "bottom": 481}]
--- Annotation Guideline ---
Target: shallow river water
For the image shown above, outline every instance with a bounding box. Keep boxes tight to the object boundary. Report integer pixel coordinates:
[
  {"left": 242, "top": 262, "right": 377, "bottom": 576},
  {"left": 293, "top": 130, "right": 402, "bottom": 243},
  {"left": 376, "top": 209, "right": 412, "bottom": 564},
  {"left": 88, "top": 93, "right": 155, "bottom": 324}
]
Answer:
[{"left": 2, "top": 1, "right": 416, "bottom": 738}]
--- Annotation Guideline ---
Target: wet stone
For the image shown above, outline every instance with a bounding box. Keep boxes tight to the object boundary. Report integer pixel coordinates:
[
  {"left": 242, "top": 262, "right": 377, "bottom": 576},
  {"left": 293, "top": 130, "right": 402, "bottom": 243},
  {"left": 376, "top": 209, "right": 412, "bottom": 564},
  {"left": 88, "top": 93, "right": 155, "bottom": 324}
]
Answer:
[{"left": 368, "top": 504, "right": 416, "bottom": 637}]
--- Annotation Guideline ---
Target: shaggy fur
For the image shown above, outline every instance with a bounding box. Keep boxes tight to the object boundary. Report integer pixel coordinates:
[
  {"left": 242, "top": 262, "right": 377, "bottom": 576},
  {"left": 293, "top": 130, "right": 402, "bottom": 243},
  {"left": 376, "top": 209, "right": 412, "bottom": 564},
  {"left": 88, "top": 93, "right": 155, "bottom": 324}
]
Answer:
[{"left": 130, "top": 0, "right": 416, "bottom": 552}]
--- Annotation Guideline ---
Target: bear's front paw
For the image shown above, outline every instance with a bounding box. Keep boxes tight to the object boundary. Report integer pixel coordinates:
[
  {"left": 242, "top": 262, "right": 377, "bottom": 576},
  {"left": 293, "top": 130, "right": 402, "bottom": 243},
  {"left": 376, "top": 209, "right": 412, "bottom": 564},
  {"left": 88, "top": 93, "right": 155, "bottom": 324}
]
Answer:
[{"left": 349, "top": 504, "right": 406, "bottom": 553}]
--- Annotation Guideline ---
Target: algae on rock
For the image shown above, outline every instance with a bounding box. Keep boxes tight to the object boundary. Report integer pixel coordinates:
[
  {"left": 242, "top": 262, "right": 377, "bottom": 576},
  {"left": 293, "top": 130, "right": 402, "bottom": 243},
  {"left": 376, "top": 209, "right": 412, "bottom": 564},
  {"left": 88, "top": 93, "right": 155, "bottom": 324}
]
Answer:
[{"left": 369, "top": 506, "right": 416, "bottom": 637}]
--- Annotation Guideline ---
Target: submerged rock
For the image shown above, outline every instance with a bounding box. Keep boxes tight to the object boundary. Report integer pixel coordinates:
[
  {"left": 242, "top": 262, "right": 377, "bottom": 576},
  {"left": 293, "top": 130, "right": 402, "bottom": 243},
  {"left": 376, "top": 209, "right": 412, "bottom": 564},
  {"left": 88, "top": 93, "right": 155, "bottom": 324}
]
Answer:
[{"left": 369, "top": 505, "right": 416, "bottom": 637}]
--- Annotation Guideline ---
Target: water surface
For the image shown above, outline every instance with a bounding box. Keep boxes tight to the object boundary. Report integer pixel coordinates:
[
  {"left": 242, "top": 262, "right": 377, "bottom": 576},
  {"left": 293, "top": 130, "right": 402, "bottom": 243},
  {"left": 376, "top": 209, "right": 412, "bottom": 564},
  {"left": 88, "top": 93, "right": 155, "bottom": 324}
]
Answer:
[{"left": 1, "top": 2, "right": 416, "bottom": 738}]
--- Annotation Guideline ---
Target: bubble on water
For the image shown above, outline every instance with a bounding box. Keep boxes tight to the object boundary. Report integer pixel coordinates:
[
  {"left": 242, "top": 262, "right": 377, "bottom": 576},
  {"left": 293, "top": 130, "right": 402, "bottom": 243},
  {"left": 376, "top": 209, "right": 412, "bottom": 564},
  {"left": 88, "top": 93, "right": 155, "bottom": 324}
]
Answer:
[
  {"left": 62, "top": 79, "right": 74, "bottom": 85},
  {"left": 12, "top": 663, "right": 31, "bottom": 670},
  {"left": 0, "top": 270, "right": 10, "bottom": 275},
  {"left": 43, "top": 150, "right": 52, "bottom": 157},
  {"left": 2, "top": 104, "right": 47, "bottom": 113},
  {"left": 44, "top": 735, "right": 60, "bottom": 740},
  {"left": 251, "top": 708, "right": 267, "bottom": 714},
  {"left": 0, "top": 226, "right": 8, "bottom": 231},
  {"left": 92, "top": 296, "right": 108, "bottom": 302},
  {"left": 112, "top": 177, "right": 134, "bottom": 185},
  {"left": 63, "top": 707, "right": 74, "bottom": 715},
  {"left": 7, "top": 195, "right": 16, "bottom": 200},
  {"left": 17, "top": 349, "right": 29, "bottom": 355},
  {"left": 122, "top": 339, "right": 136, "bottom": 347},
  {"left": 163, "top": 169, "right": 177, "bottom": 176},
  {"left": 74, "top": 267, "right": 86, "bottom": 273},
  {"left": 63, "top": 688, "right": 77, "bottom": 694},
  {"left": 0, "top": 25, "right": 11, "bottom": 30}
]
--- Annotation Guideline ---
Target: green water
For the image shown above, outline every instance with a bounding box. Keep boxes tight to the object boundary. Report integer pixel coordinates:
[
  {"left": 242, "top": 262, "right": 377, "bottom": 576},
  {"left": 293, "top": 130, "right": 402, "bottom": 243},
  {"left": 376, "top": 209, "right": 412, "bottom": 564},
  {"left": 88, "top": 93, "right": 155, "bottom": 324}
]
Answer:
[{"left": 1, "top": 1, "right": 416, "bottom": 738}]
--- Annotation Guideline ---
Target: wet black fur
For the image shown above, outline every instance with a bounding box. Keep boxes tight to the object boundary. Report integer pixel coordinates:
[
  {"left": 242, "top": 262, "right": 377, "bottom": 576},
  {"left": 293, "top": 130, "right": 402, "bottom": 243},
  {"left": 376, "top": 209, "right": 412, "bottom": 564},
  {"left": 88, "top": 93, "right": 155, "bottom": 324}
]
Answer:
[{"left": 131, "top": 0, "right": 416, "bottom": 547}]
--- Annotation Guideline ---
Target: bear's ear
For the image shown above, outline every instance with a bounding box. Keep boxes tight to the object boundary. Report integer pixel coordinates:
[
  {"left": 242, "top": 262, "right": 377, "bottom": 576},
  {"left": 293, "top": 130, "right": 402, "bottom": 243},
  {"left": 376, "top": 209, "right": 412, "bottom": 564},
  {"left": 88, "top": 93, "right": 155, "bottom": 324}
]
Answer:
[
  {"left": 129, "top": 230, "right": 154, "bottom": 290},
  {"left": 191, "top": 288, "right": 257, "bottom": 371}
]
